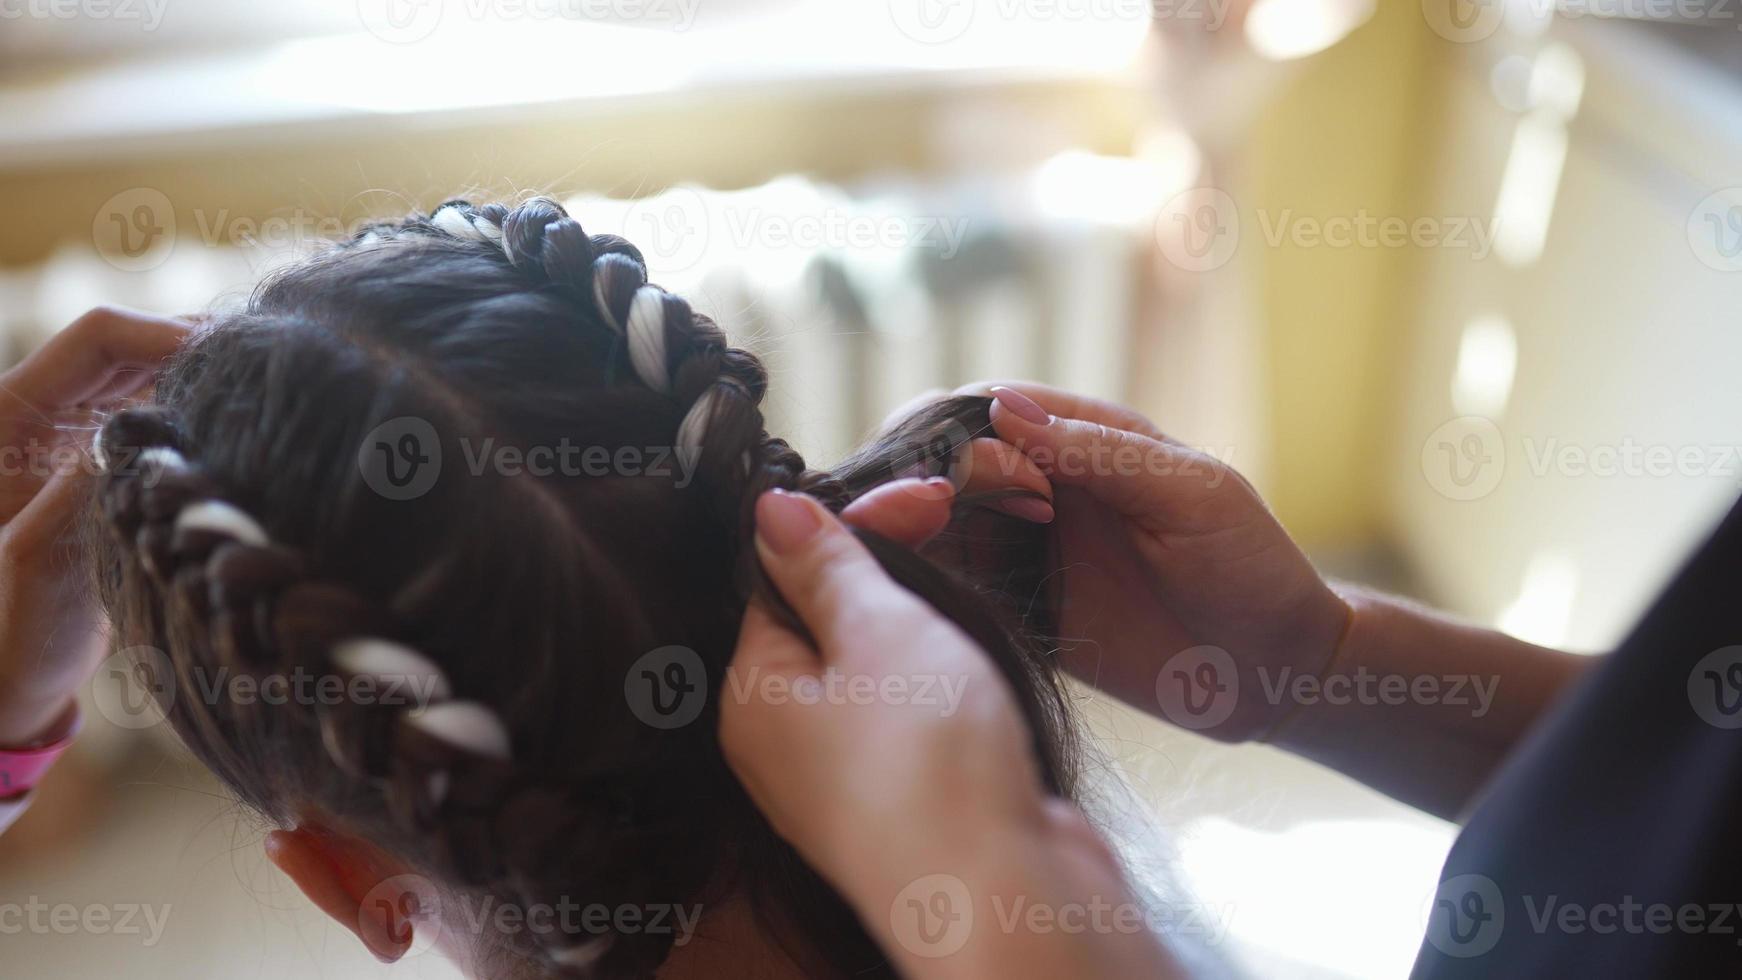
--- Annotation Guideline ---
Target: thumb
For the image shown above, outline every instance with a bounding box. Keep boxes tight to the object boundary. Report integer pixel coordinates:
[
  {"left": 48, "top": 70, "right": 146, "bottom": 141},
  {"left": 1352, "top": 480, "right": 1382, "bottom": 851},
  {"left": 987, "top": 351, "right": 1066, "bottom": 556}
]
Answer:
[
  {"left": 839, "top": 476, "right": 956, "bottom": 549},
  {"left": 726, "top": 602, "right": 820, "bottom": 680},
  {"left": 719, "top": 603, "right": 819, "bottom": 798},
  {"left": 752, "top": 490, "right": 930, "bottom": 663}
]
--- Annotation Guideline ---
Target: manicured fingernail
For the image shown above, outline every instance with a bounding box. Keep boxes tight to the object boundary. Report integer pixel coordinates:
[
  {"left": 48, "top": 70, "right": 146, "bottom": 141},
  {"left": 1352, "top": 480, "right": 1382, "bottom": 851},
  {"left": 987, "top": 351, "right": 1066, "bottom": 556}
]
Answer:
[
  {"left": 919, "top": 476, "right": 956, "bottom": 499},
  {"left": 991, "top": 496, "right": 1055, "bottom": 524},
  {"left": 990, "top": 386, "right": 1050, "bottom": 425},
  {"left": 756, "top": 489, "right": 824, "bottom": 555}
]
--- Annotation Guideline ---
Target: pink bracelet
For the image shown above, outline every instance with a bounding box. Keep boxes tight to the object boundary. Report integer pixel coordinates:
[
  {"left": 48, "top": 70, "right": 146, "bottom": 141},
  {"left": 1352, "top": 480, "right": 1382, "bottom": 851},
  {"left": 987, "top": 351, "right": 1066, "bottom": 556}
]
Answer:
[{"left": 0, "top": 704, "right": 80, "bottom": 799}]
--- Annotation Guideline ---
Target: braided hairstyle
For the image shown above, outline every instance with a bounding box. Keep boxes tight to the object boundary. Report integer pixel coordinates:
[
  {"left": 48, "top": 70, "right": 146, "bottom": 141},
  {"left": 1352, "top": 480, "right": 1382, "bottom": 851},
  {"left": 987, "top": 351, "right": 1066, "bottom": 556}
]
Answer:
[{"left": 90, "top": 197, "right": 1077, "bottom": 979}]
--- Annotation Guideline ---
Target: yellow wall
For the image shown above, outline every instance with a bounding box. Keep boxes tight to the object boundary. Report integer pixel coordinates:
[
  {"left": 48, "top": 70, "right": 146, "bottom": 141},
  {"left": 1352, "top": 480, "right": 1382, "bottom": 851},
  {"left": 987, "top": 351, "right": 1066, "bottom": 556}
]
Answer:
[{"left": 1246, "top": 4, "right": 1441, "bottom": 549}]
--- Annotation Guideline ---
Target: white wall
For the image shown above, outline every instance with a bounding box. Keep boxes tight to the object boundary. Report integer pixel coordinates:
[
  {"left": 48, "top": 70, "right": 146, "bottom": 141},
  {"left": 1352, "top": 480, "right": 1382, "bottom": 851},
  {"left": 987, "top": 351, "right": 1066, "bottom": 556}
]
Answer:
[{"left": 1387, "top": 21, "right": 1742, "bottom": 650}]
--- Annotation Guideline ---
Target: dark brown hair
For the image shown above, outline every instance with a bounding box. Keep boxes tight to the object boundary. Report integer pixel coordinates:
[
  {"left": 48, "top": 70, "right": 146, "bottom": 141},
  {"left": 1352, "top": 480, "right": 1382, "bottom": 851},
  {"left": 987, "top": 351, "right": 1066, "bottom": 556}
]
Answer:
[{"left": 90, "top": 198, "right": 1077, "bottom": 978}]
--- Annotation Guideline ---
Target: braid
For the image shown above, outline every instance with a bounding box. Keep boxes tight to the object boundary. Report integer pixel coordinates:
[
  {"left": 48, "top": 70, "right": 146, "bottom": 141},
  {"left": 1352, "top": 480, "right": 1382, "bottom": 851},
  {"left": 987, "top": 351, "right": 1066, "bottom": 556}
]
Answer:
[
  {"left": 95, "top": 410, "right": 624, "bottom": 975},
  {"left": 90, "top": 193, "right": 1075, "bottom": 980},
  {"left": 408, "top": 198, "right": 850, "bottom": 528}
]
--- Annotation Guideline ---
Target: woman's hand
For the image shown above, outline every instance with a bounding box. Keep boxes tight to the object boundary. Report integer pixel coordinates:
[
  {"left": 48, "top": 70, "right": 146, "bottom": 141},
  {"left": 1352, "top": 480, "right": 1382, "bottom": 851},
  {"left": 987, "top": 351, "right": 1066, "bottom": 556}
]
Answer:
[
  {"left": 724, "top": 487, "right": 1051, "bottom": 886},
  {"left": 722, "top": 487, "right": 1181, "bottom": 979},
  {"left": 0, "top": 307, "right": 189, "bottom": 746},
  {"left": 960, "top": 382, "right": 1588, "bottom": 817},
  {"left": 967, "top": 382, "right": 1351, "bottom": 741}
]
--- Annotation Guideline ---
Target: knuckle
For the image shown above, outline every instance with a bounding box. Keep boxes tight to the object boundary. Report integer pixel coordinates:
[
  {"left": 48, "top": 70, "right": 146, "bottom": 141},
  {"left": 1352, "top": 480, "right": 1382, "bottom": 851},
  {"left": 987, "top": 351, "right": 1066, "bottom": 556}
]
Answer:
[{"left": 68, "top": 305, "right": 122, "bottom": 341}]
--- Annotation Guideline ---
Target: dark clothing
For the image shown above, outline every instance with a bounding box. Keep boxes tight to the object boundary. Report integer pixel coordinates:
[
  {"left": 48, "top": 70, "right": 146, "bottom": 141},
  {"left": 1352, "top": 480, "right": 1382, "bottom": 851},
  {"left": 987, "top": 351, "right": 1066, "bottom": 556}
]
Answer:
[{"left": 1413, "top": 498, "right": 1742, "bottom": 977}]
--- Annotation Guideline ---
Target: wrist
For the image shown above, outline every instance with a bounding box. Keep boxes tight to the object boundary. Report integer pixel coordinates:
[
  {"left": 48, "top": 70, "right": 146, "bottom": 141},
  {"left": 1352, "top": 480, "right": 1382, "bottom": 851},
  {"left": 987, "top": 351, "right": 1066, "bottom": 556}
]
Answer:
[
  {"left": 0, "top": 688, "right": 82, "bottom": 748},
  {"left": 1254, "top": 586, "right": 1362, "bottom": 743},
  {"left": 1195, "top": 581, "right": 1353, "bottom": 744},
  {"left": 829, "top": 791, "right": 1050, "bottom": 912},
  {"left": 843, "top": 804, "right": 1173, "bottom": 980},
  {"left": 0, "top": 699, "right": 79, "bottom": 800}
]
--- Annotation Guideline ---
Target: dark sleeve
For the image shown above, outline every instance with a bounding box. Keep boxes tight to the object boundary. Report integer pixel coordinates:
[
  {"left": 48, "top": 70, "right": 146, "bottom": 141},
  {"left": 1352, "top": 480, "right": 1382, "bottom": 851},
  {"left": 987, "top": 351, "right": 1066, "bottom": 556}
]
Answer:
[{"left": 1412, "top": 496, "right": 1742, "bottom": 977}]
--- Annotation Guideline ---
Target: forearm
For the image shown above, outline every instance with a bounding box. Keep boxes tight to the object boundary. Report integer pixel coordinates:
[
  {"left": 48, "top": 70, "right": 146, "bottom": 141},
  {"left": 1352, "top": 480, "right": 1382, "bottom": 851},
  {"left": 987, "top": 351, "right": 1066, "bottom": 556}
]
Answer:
[
  {"left": 836, "top": 815, "right": 1190, "bottom": 980},
  {"left": 1268, "top": 584, "right": 1592, "bottom": 820}
]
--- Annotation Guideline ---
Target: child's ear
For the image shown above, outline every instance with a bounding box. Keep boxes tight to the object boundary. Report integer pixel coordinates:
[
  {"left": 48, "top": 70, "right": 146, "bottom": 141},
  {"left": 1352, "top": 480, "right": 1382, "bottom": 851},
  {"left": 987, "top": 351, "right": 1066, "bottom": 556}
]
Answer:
[{"left": 264, "top": 825, "right": 432, "bottom": 964}]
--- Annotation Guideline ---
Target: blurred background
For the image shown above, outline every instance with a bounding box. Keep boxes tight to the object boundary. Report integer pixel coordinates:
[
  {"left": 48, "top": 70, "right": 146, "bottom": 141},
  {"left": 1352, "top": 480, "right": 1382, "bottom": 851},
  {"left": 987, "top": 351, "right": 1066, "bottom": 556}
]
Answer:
[{"left": 4, "top": 0, "right": 1742, "bottom": 977}]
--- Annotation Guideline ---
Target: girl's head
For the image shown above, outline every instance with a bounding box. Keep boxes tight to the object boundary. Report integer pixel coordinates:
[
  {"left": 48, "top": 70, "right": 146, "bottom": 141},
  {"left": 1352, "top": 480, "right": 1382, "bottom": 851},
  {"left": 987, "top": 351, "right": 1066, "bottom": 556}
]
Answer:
[{"left": 90, "top": 198, "right": 1075, "bottom": 978}]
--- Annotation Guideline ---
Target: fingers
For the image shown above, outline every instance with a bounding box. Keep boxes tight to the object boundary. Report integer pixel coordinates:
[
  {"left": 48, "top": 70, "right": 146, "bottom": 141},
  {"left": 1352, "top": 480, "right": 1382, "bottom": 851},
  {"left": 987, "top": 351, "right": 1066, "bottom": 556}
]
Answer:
[
  {"left": 2, "top": 306, "right": 190, "bottom": 411},
  {"left": 841, "top": 477, "right": 957, "bottom": 548},
  {"left": 3, "top": 465, "right": 95, "bottom": 568},
  {"left": 954, "top": 379, "right": 1167, "bottom": 441},
  {"left": 957, "top": 437, "right": 1055, "bottom": 523},
  {"left": 986, "top": 388, "right": 1227, "bottom": 520},
  {"left": 841, "top": 449, "right": 1055, "bottom": 550},
  {"left": 0, "top": 467, "right": 106, "bottom": 714},
  {"left": 720, "top": 602, "right": 826, "bottom": 808},
  {"left": 728, "top": 602, "right": 822, "bottom": 679},
  {"left": 753, "top": 490, "right": 932, "bottom": 660}
]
